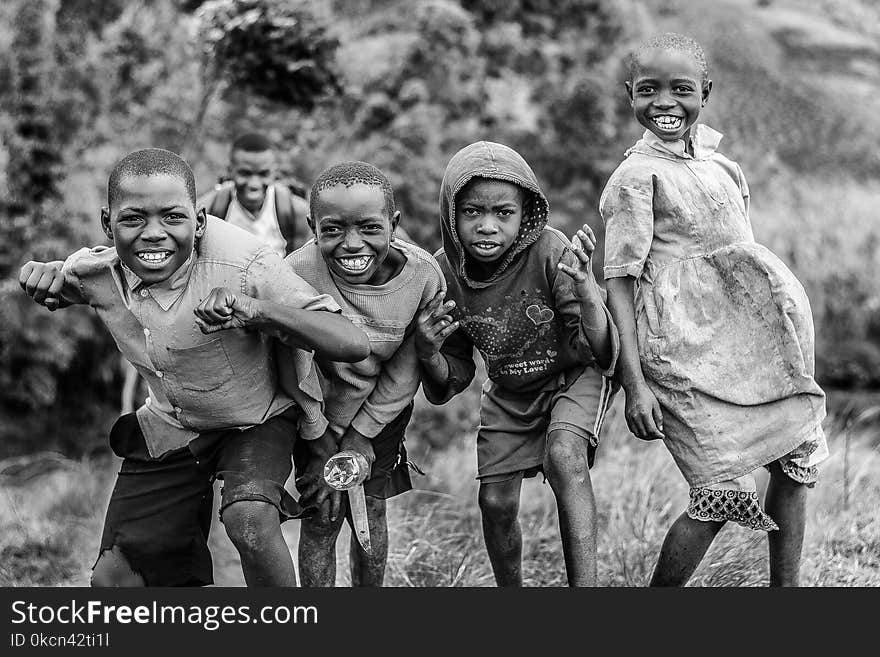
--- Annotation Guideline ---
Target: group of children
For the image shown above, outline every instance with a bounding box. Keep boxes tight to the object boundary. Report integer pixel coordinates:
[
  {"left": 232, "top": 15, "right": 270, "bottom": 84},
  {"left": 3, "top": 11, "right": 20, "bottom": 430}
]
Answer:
[{"left": 19, "top": 33, "right": 827, "bottom": 587}]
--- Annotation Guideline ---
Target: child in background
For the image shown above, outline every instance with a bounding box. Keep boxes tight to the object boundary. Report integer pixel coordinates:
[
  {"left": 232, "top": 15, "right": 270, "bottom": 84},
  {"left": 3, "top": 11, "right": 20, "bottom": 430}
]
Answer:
[
  {"left": 197, "top": 131, "right": 310, "bottom": 257},
  {"left": 290, "top": 161, "right": 444, "bottom": 586},
  {"left": 417, "top": 141, "right": 618, "bottom": 586},
  {"left": 601, "top": 33, "right": 827, "bottom": 586},
  {"left": 19, "top": 148, "right": 368, "bottom": 587}
]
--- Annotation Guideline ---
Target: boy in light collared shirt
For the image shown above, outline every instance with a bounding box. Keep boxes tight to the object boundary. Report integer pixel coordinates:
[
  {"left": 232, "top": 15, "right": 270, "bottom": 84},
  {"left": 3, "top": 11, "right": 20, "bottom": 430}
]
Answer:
[{"left": 19, "top": 148, "right": 369, "bottom": 587}]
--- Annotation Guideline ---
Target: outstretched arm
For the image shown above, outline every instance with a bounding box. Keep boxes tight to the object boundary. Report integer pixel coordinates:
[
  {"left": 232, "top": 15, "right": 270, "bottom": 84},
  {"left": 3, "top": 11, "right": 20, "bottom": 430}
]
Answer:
[
  {"left": 414, "top": 291, "right": 475, "bottom": 404},
  {"left": 194, "top": 288, "right": 369, "bottom": 362},
  {"left": 556, "top": 224, "right": 616, "bottom": 371},
  {"left": 605, "top": 276, "right": 664, "bottom": 440},
  {"left": 19, "top": 260, "right": 85, "bottom": 310}
]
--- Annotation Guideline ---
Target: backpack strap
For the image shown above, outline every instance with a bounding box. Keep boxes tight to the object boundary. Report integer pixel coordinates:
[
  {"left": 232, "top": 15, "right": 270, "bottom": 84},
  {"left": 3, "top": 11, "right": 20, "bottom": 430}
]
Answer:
[
  {"left": 274, "top": 184, "right": 309, "bottom": 255},
  {"left": 206, "top": 183, "right": 234, "bottom": 220}
]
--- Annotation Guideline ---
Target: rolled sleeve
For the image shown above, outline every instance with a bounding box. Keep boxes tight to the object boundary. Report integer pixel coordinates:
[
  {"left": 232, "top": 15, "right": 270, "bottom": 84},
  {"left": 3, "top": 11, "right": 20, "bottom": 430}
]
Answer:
[
  {"left": 59, "top": 247, "right": 101, "bottom": 305},
  {"left": 600, "top": 183, "right": 654, "bottom": 280},
  {"left": 245, "top": 247, "right": 340, "bottom": 312}
]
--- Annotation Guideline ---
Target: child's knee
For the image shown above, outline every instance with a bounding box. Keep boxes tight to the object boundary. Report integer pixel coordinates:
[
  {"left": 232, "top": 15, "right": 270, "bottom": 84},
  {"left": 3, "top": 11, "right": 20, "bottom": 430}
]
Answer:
[
  {"left": 544, "top": 430, "right": 591, "bottom": 485},
  {"left": 478, "top": 483, "right": 519, "bottom": 524},
  {"left": 221, "top": 500, "right": 280, "bottom": 552},
  {"left": 301, "top": 501, "right": 345, "bottom": 538}
]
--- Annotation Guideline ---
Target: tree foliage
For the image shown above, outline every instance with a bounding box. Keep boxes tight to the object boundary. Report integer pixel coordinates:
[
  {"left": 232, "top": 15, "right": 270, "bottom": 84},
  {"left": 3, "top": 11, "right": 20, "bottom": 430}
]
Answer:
[
  {"left": 1, "top": 0, "right": 879, "bottom": 457},
  {"left": 196, "top": 0, "right": 342, "bottom": 109}
]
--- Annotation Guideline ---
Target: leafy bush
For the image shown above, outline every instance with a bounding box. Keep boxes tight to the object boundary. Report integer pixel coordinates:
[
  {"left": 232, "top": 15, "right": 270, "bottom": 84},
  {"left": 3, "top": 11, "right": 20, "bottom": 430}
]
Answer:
[{"left": 196, "top": 0, "right": 343, "bottom": 110}]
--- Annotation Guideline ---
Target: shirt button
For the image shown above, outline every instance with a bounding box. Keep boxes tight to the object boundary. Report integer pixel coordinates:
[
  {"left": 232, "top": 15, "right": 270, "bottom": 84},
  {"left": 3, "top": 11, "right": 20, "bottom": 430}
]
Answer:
[
  {"left": 174, "top": 407, "right": 182, "bottom": 414},
  {"left": 155, "top": 371, "right": 163, "bottom": 378},
  {"left": 143, "top": 328, "right": 150, "bottom": 336},
  {"left": 139, "top": 289, "right": 149, "bottom": 298}
]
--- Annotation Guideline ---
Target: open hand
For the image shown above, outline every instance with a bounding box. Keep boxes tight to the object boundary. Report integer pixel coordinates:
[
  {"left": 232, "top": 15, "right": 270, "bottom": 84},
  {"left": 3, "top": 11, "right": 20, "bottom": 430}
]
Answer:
[
  {"left": 557, "top": 224, "right": 600, "bottom": 299},
  {"left": 194, "top": 287, "right": 261, "bottom": 333},
  {"left": 624, "top": 381, "right": 665, "bottom": 441},
  {"left": 19, "top": 261, "right": 66, "bottom": 311},
  {"left": 415, "top": 291, "right": 459, "bottom": 361}
]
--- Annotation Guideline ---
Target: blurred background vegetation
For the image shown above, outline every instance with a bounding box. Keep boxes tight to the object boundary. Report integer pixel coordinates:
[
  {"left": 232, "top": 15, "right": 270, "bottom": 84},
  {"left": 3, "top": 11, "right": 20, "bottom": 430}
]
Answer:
[{"left": 1, "top": 0, "right": 880, "bottom": 459}]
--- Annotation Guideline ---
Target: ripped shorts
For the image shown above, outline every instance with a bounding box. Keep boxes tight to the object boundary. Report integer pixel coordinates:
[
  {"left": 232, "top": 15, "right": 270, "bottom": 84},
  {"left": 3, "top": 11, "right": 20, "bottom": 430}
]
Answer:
[{"left": 95, "top": 407, "right": 301, "bottom": 586}]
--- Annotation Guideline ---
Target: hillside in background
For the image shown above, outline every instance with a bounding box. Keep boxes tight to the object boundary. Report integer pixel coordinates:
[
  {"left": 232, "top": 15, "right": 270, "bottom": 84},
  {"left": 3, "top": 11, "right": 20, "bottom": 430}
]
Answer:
[{"left": 0, "top": 0, "right": 879, "bottom": 457}]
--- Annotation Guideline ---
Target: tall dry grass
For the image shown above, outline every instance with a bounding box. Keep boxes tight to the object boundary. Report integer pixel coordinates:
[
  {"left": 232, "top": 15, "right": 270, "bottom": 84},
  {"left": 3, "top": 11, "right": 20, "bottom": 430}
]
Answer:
[{"left": 3, "top": 395, "right": 877, "bottom": 587}]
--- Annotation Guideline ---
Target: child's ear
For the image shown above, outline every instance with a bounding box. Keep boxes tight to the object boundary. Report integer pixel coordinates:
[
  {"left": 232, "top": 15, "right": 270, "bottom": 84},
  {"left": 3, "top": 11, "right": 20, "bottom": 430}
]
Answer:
[
  {"left": 100, "top": 207, "right": 113, "bottom": 240},
  {"left": 701, "top": 79, "right": 713, "bottom": 106},
  {"left": 389, "top": 210, "right": 401, "bottom": 241},
  {"left": 194, "top": 208, "right": 207, "bottom": 238},
  {"left": 624, "top": 81, "right": 634, "bottom": 105},
  {"left": 307, "top": 215, "right": 317, "bottom": 239}
]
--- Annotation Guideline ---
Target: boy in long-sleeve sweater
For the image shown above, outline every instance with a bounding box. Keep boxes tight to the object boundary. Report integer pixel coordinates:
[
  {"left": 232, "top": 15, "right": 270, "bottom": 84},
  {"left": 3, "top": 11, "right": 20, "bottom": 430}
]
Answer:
[{"left": 288, "top": 161, "right": 444, "bottom": 586}]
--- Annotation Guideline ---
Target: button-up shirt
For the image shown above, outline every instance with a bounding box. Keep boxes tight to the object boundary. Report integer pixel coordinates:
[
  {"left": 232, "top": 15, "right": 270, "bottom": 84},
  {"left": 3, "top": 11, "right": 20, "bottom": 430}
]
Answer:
[{"left": 61, "top": 216, "right": 339, "bottom": 457}]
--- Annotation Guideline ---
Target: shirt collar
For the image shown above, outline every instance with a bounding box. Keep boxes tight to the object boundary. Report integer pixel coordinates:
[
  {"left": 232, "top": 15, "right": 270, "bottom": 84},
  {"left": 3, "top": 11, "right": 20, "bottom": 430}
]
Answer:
[
  {"left": 121, "top": 250, "right": 197, "bottom": 311},
  {"left": 640, "top": 123, "right": 723, "bottom": 160}
]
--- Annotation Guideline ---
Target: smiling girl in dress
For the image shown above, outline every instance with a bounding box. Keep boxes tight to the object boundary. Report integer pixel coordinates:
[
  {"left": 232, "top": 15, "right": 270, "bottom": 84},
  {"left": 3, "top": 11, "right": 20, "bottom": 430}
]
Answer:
[{"left": 601, "top": 33, "right": 828, "bottom": 586}]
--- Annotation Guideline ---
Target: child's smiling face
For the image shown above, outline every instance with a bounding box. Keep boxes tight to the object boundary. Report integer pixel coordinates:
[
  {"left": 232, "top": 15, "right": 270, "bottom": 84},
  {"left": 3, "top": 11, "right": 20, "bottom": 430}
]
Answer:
[
  {"left": 626, "top": 47, "right": 711, "bottom": 144},
  {"left": 309, "top": 182, "right": 400, "bottom": 285},
  {"left": 455, "top": 178, "right": 524, "bottom": 267},
  {"left": 101, "top": 173, "right": 205, "bottom": 285}
]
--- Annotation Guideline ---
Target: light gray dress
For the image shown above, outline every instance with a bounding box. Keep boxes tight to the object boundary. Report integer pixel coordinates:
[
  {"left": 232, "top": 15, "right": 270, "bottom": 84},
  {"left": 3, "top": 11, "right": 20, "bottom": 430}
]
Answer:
[{"left": 601, "top": 125, "right": 827, "bottom": 530}]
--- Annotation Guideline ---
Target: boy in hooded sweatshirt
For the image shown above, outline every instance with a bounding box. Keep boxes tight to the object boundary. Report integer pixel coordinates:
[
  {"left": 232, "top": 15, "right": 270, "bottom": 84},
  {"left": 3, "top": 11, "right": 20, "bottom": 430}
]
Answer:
[{"left": 415, "top": 141, "right": 619, "bottom": 586}]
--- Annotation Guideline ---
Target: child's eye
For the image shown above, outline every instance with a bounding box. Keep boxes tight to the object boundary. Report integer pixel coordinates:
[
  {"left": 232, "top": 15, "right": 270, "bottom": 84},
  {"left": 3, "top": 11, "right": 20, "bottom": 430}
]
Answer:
[
  {"left": 636, "top": 85, "right": 655, "bottom": 95},
  {"left": 117, "top": 215, "right": 144, "bottom": 225},
  {"left": 362, "top": 224, "right": 383, "bottom": 233},
  {"left": 320, "top": 227, "right": 342, "bottom": 236},
  {"left": 165, "top": 213, "right": 186, "bottom": 222},
  {"left": 461, "top": 208, "right": 480, "bottom": 217},
  {"left": 674, "top": 85, "right": 695, "bottom": 94},
  {"left": 498, "top": 209, "right": 516, "bottom": 217}
]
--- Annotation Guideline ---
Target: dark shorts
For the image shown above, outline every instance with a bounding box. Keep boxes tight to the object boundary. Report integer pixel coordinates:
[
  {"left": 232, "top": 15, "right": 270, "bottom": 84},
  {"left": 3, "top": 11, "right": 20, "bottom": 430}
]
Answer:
[
  {"left": 478, "top": 367, "right": 618, "bottom": 483},
  {"left": 96, "top": 406, "right": 301, "bottom": 587},
  {"left": 294, "top": 403, "right": 414, "bottom": 503}
]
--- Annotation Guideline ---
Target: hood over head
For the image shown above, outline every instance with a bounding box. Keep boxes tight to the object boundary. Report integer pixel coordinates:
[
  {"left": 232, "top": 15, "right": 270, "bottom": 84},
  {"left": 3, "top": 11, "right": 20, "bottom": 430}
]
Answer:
[{"left": 439, "top": 141, "right": 549, "bottom": 289}]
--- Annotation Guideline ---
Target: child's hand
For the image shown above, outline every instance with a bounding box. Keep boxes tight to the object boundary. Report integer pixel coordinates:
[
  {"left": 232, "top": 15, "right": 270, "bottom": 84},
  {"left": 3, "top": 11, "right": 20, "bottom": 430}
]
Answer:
[
  {"left": 415, "top": 291, "right": 459, "bottom": 361},
  {"left": 339, "top": 428, "right": 376, "bottom": 471},
  {"left": 624, "top": 381, "right": 665, "bottom": 441},
  {"left": 19, "top": 261, "right": 65, "bottom": 311},
  {"left": 557, "top": 224, "right": 600, "bottom": 299},
  {"left": 194, "top": 287, "right": 261, "bottom": 333},
  {"left": 296, "top": 431, "right": 344, "bottom": 523}
]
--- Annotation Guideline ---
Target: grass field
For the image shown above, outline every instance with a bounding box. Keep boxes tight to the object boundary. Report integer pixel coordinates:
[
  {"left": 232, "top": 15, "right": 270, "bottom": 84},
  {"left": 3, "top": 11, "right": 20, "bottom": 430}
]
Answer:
[{"left": 2, "top": 392, "right": 878, "bottom": 588}]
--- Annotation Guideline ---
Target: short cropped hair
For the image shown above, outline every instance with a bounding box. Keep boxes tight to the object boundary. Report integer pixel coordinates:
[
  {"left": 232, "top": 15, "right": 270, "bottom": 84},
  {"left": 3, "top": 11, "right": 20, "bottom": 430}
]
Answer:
[
  {"left": 629, "top": 32, "right": 709, "bottom": 84},
  {"left": 107, "top": 148, "right": 196, "bottom": 210},
  {"left": 231, "top": 132, "right": 274, "bottom": 154},
  {"left": 309, "top": 161, "right": 396, "bottom": 219}
]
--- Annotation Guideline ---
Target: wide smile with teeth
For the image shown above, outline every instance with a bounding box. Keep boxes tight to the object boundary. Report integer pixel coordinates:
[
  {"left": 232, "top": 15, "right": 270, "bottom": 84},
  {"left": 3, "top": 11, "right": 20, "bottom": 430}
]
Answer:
[
  {"left": 473, "top": 241, "right": 501, "bottom": 255},
  {"left": 137, "top": 251, "right": 173, "bottom": 265},
  {"left": 652, "top": 115, "right": 683, "bottom": 131},
  {"left": 336, "top": 255, "right": 373, "bottom": 273}
]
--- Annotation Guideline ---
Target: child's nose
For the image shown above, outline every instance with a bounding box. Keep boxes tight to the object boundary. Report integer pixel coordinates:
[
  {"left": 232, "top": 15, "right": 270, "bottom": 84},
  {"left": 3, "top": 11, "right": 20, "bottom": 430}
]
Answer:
[
  {"left": 476, "top": 220, "right": 498, "bottom": 234},
  {"left": 343, "top": 230, "right": 365, "bottom": 250},
  {"left": 653, "top": 91, "right": 676, "bottom": 108},
  {"left": 141, "top": 222, "right": 167, "bottom": 241}
]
